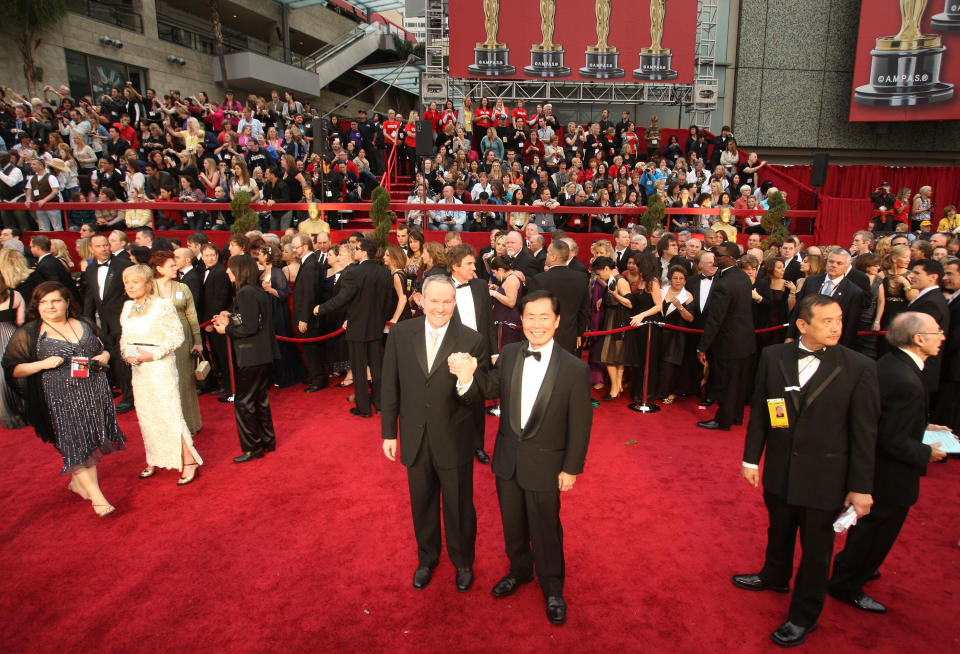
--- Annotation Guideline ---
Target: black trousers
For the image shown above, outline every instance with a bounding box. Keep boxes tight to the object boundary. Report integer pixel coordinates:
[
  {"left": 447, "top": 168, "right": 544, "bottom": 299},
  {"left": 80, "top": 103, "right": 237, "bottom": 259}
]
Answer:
[
  {"left": 471, "top": 402, "right": 486, "bottom": 451},
  {"left": 759, "top": 491, "right": 838, "bottom": 627},
  {"left": 348, "top": 338, "right": 382, "bottom": 414},
  {"left": 205, "top": 330, "right": 230, "bottom": 388},
  {"left": 496, "top": 474, "right": 565, "bottom": 598},
  {"left": 712, "top": 355, "right": 749, "bottom": 426},
  {"left": 829, "top": 502, "right": 911, "bottom": 599},
  {"left": 233, "top": 363, "right": 276, "bottom": 454},
  {"left": 406, "top": 433, "right": 476, "bottom": 569},
  {"left": 301, "top": 328, "right": 327, "bottom": 386},
  {"left": 102, "top": 330, "right": 132, "bottom": 403}
]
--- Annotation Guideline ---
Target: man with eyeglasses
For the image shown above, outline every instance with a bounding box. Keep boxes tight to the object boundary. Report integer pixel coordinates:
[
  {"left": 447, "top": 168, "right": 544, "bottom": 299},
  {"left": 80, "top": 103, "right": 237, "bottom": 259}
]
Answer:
[
  {"left": 828, "top": 312, "right": 948, "bottom": 615},
  {"left": 906, "top": 258, "right": 949, "bottom": 396}
]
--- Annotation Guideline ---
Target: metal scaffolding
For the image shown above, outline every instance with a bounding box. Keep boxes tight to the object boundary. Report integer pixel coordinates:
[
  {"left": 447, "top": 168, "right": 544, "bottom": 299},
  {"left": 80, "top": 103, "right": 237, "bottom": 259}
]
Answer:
[
  {"left": 443, "top": 0, "right": 718, "bottom": 128},
  {"left": 423, "top": 0, "right": 447, "bottom": 77}
]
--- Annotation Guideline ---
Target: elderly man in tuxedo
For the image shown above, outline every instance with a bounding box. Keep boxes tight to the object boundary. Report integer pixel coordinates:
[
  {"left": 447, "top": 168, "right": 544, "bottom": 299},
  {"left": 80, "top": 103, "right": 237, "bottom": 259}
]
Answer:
[
  {"left": 733, "top": 294, "right": 880, "bottom": 647},
  {"left": 451, "top": 290, "right": 592, "bottom": 626},
  {"left": 83, "top": 233, "right": 134, "bottom": 413},
  {"left": 828, "top": 312, "right": 947, "bottom": 615},
  {"left": 381, "top": 275, "right": 487, "bottom": 592},
  {"left": 526, "top": 239, "right": 590, "bottom": 355},
  {"left": 447, "top": 243, "right": 497, "bottom": 464}
]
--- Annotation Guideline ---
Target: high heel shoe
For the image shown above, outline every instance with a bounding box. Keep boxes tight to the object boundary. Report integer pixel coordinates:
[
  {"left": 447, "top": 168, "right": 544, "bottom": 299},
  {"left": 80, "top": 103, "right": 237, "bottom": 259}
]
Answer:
[
  {"left": 601, "top": 392, "right": 619, "bottom": 402},
  {"left": 93, "top": 503, "right": 116, "bottom": 518},
  {"left": 177, "top": 463, "right": 200, "bottom": 486},
  {"left": 139, "top": 466, "right": 158, "bottom": 479}
]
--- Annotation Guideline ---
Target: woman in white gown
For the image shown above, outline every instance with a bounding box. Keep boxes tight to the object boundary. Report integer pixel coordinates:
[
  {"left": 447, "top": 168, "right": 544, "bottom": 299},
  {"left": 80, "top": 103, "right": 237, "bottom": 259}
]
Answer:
[{"left": 120, "top": 264, "right": 202, "bottom": 485}]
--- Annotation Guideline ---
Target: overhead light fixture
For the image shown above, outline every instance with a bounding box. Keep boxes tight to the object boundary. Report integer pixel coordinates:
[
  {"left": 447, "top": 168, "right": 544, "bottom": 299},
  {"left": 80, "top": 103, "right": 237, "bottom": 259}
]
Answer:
[{"left": 166, "top": 55, "right": 186, "bottom": 65}]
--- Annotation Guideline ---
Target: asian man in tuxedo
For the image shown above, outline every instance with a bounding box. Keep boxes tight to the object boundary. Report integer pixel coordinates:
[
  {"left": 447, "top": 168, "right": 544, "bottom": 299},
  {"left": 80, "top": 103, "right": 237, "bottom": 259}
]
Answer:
[
  {"left": 526, "top": 240, "right": 590, "bottom": 355},
  {"left": 381, "top": 275, "right": 488, "bottom": 593},
  {"left": 82, "top": 233, "right": 134, "bottom": 413},
  {"left": 448, "top": 244, "right": 497, "bottom": 464},
  {"left": 828, "top": 312, "right": 947, "bottom": 614},
  {"left": 452, "top": 290, "right": 592, "bottom": 626},
  {"left": 733, "top": 295, "right": 880, "bottom": 647}
]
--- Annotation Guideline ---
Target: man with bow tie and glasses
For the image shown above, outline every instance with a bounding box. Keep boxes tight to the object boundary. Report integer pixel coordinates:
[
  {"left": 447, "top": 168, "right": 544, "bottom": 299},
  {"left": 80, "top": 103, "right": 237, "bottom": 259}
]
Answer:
[
  {"left": 449, "top": 290, "right": 592, "bottom": 626},
  {"left": 732, "top": 294, "right": 880, "bottom": 647}
]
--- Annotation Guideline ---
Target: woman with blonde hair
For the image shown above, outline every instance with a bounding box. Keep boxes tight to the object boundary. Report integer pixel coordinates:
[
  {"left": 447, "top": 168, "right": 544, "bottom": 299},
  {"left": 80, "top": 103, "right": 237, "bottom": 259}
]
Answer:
[
  {"left": 880, "top": 244, "right": 917, "bottom": 329},
  {"left": 383, "top": 245, "right": 412, "bottom": 324},
  {"left": 0, "top": 248, "right": 31, "bottom": 294},
  {"left": 120, "top": 264, "right": 202, "bottom": 484},
  {"left": 50, "top": 239, "right": 73, "bottom": 271},
  {"left": 166, "top": 116, "right": 205, "bottom": 153},
  {"left": 909, "top": 185, "right": 933, "bottom": 230},
  {"left": 74, "top": 238, "right": 93, "bottom": 273}
]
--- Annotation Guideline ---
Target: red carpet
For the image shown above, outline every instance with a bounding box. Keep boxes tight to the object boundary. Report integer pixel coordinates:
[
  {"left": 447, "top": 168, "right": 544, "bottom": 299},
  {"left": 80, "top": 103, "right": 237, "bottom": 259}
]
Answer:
[{"left": 1, "top": 385, "right": 957, "bottom": 653}]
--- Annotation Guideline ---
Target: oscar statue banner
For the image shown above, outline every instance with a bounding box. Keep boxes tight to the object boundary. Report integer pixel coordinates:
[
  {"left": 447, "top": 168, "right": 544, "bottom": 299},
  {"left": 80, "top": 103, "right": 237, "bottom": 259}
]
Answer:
[
  {"left": 850, "top": 0, "right": 960, "bottom": 121},
  {"left": 448, "top": 0, "right": 697, "bottom": 83}
]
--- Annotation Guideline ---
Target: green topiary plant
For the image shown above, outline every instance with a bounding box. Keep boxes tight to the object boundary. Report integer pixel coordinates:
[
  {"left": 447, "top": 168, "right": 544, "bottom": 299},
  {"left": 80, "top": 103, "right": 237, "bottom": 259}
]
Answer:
[
  {"left": 370, "top": 185, "right": 392, "bottom": 247},
  {"left": 760, "top": 190, "right": 790, "bottom": 249},
  {"left": 230, "top": 190, "right": 258, "bottom": 234},
  {"left": 642, "top": 193, "right": 665, "bottom": 234}
]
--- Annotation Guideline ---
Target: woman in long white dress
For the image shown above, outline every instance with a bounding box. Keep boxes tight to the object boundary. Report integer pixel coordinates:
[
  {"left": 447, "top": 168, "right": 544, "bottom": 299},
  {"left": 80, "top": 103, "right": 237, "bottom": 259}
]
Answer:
[{"left": 120, "top": 265, "right": 202, "bottom": 485}]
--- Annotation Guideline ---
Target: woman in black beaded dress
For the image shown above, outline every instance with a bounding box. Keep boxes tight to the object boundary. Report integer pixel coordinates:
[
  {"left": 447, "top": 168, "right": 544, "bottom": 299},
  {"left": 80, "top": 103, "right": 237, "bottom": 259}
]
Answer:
[{"left": 2, "top": 282, "right": 125, "bottom": 518}]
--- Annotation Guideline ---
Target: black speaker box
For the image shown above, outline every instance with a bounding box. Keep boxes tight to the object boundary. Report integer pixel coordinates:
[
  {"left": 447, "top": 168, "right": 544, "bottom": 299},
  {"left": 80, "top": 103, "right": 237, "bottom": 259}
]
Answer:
[
  {"left": 416, "top": 120, "right": 433, "bottom": 157},
  {"left": 810, "top": 153, "right": 829, "bottom": 187}
]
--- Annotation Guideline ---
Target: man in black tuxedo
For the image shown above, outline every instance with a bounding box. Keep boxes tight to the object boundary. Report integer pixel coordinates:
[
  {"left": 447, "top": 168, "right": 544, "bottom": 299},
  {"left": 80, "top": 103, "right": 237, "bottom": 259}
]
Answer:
[
  {"left": 526, "top": 240, "right": 590, "bottom": 355},
  {"left": 291, "top": 234, "right": 328, "bottom": 393},
  {"left": 561, "top": 237, "right": 590, "bottom": 274},
  {"left": 696, "top": 242, "right": 755, "bottom": 430},
  {"left": 448, "top": 244, "right": 496, "bottom": 464},
  {"left": 733, "top": 295, "right": 880, "bottom": 647},
  {"left": 828, "top": 312, "right": 948, "bottom": 614},
  {"left": 22, "top": 235, "right": 80, "bottom": 304},
  {"left": 452, "top": 290, "right": 592, "bottom": 626},
  {"left": 787, "top": 249, "right": 865, "bottom": 348},
  {"left": 174, "top": 248, "right": 202, "bottom": 315},
  {"left": 504, "top": 230, "right": 540, "bottom": 280},
  {"left": 934, "top": 259, "right": 960, "bottom": 432},
  {"left": 314, "top": 238, "right": 394, "bottom": 417},
  {"left": 612, "top": 228, "right": 634, "bottom": 273},
  {"left": 381, "top": 275, "right": 488, "bottom": 592},
  {"left": 906, "top": 259, "right": 949, "bottom": 394},
  {"left": 199, "top": 244, "right": 233, "bottom": 396},
  {"left": 82, "top": 233, "right": 134, "bottom": 413},
  {"left": 780, "top": 237, "right": 803, "bottom": 284}
]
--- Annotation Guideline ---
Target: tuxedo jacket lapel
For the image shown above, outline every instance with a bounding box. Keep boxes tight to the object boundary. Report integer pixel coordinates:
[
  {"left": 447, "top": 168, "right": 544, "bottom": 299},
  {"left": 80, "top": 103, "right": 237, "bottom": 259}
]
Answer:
[
  {"left": 413, "top": 319, "right": 428, "bottom": 377},
  {"left": 778, "top": 342, "right": 802, "bottom": 414},
  {"left": 508, "top": 347, "right": 523, "bottom": 437},
  {"left": 520, "top": 344, "right": 561, "bottom": 441},
  {"left": 802, "top": 346, "right": 842, "bottom": 411},
  {"left": 429, "top": 318, "right": 459, "bottom": 377}
]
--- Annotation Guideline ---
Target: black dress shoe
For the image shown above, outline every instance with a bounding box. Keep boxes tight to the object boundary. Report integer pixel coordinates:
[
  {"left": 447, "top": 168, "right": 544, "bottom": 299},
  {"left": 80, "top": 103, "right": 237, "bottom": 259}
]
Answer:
[
  {"left": 770, "top": 621, "right": 816, "bottom": 647},
  {"left": 868, "top": 569, "right": 881, "bottom": 581},
  {"left": 491, "top": 573, "right": 534, "bottom": 598},
  {"left": 545, "top": 596, "right": 566, "bottom": 625},
  {"left": 829, "top": 588, "right": 887, "bottom": 613},
  {"left": 349, "top": 407, "right": 372, "bottom": 418},
  {"left": 304, "top": 384, "right": 325, "bottom": 393},
  {"left": 207, "top": 385, "right": 228, "bottom": 396},
  {"left": 731, "top": 574, "right": 790, "bottom": 593},
  {"left": 475, "top": 449, "right": 490, "bottom": 464},
  {"left": 233, "top": 450, "right": 264, "bottom": 463},
  {"left": 697, "top": 419, "right": 730, "bottom": 431},
  {"left": 700, "top": 397, "right": 715, "bottom": 407},
  {"left": 263, "top": 443, "right": 276, "bottom": 453},
  {"left": 412, "top": 566, "right": 433, "bottom": 590},
  {"left": 455, "top": 567, "right": 474, "bottom": 592},
  {"left": 114, "top": 401, "right": 134, "bottom": 414},
  {"left": 733, "top": 418, "right": 743, "bottom": 426},
  {"left": 218, "top": 394, "right": 234, "bottom": 404}
]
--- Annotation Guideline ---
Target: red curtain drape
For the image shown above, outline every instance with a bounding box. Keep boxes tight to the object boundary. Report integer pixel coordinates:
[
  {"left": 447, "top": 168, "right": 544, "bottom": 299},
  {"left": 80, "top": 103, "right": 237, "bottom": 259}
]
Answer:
[
  {"left": 775, "top": 165, "right": 960, "bottom": 216},
  {"left": 814, "top": 195, "right": 874, "bottom": 246}
]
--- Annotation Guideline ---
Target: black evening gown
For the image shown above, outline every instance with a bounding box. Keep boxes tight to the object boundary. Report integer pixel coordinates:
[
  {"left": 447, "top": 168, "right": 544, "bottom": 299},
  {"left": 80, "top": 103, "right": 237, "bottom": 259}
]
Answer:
[
  {"left": 266, "top": 266, "right": 306, "bottom": 388},
  {"left": 0, "top": 295, "right": 25, "bottom": 429}
]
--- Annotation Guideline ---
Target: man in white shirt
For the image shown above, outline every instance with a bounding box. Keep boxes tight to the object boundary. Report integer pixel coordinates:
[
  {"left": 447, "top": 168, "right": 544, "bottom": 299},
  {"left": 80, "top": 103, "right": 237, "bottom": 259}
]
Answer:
[
  {"left": 434, "top": 184, "right": 466, "bottom": 231},
  {"left": 236, "top": 107, "right": 264, "bottom": 141}
]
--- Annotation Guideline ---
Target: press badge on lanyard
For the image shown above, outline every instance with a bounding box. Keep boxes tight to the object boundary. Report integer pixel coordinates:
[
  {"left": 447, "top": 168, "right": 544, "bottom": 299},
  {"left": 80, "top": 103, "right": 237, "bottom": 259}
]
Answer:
[{"left": 767, "top": 398, "right": 789, "bottom": 428}]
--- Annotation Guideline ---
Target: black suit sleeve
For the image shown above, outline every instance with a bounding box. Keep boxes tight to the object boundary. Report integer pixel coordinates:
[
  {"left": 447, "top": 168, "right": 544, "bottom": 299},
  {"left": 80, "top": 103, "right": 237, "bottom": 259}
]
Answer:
[
  {"left": 381, "top": 327, "right": 401, "bottom": 439},
  {"left": 314, "top": 266, "right": 359, "bottom": 318},
  {"left": 577, "top": 275, "right": 590, "bottom": 338},
  {"left": 562, "top": 359, "right": 592, "bottom": 475},
  {"left": 698, "top": 279, "right": 730, "bottom": 353},
  {"left": 225, "top": 288, "right": 262, "bottom": 339},
  {"left": 846, "top": 357, "right": 881, "bottom": 495},
  {"left": 743, "top": 349, "right": 771, "bottom": 465},
  {"left": 877, "top": 363, "right": 931, "bottom": 470}
]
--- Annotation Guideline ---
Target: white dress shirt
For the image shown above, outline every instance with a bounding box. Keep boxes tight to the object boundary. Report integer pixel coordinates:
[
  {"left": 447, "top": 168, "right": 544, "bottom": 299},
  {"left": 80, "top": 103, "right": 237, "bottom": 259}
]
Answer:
[
  {"left": 908, "top": 285, "right": 937, "bottom": 305},
  {"left": 520, "top": 339, "right": 554, "bottom": 429},
  {"left": 698, "top": 276, "right": 713, "bottom": 311},
  {"left": 898, "top": 347, "right": 925, "bottom": 371},
  {"left": 454, "top": 278, "right": 478, "bottom": 331},
  {"left": 95, "top": 258, "right": 110, "bottom": 299}
]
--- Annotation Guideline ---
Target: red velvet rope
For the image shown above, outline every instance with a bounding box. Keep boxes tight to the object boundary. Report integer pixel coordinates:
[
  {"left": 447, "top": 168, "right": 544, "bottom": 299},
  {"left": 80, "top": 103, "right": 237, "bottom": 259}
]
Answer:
[{"left": 197, "top": 321, "right": 394, "bottom": 343}]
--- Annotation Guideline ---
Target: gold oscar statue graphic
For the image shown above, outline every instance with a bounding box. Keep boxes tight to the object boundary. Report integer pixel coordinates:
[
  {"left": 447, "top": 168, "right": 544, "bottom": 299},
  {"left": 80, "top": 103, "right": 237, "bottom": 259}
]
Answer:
[
  {"left": 634, "top": 0, "right": 678, "bottom": 80},
  {"left": 525, "top": 0, "right": 571, "bottom": 78},
  {"left": 468, "top": 0, "right": 516, "bottom": 76},
  {"left": 855, "top": 0, "right": 953, "bottom": 105},
  {"left": 580, "top": 0, "right": 625, "bottom": 79},
  {"left": 931, "top": 0, "right": 960, "bottom": 30}
]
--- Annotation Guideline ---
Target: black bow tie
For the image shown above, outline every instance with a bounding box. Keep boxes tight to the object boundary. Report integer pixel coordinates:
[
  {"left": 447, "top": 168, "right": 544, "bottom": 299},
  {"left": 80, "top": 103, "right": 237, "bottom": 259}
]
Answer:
[
  {"left": 797, "top": 348, "right": 826, "bottom": 360},
  {"left": 455, "top": 281, "right": 469, "bottom": 289},
  {"left": 96, "top": 261, "right": 110, "bottom": 268},
  {"left": 522, "top": 348, "right": 542, "bottom": 361}
]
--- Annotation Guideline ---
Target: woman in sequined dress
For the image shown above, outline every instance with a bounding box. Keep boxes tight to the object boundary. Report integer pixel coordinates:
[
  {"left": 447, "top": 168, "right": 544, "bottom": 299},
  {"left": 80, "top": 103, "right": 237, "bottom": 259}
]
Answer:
[{"left": 2, "top": 282, "right": 125, "bottom": 518}]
